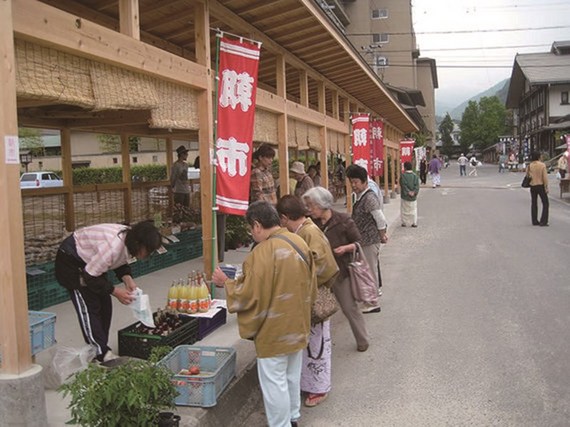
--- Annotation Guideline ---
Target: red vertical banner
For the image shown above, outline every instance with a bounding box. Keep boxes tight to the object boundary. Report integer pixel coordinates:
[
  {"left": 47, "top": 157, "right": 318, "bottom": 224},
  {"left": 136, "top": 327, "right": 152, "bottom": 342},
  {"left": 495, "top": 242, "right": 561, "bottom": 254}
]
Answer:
[
  {"left": 215, "top": 38, "right": 261, "bottom": 215},
  {"left": 565, "top": 134, "right": 570, "bottom": 160},
  {"left": 400, "top": 139, "right": 415, "bottom": 171},
  {"left": 370, "top": 120, "right": 384, "bottom": 177},
  {"left": 351, "top": 114, "right": 371, "bottom": 174}
]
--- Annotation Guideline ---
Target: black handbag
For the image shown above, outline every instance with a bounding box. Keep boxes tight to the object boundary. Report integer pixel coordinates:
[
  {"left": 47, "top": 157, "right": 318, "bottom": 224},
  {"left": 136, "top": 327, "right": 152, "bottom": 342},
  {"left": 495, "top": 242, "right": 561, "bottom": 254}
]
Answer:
[{"left": 521, "top": 174, "right": 531, "bottom": 188}]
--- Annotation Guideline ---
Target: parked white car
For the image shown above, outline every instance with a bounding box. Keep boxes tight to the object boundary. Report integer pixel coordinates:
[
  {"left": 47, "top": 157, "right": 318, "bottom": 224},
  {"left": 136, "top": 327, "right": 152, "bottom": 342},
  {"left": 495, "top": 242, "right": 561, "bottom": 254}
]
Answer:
[{"left": 20, "top": 171, "right": 63, "bottom": 189}]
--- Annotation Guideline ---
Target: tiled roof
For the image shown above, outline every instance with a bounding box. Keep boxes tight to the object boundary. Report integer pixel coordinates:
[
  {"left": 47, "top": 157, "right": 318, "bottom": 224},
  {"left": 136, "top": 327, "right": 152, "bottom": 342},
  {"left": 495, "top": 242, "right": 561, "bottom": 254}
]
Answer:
[{"left": 516, "top": 51, "right": 570, "bottom": 85}]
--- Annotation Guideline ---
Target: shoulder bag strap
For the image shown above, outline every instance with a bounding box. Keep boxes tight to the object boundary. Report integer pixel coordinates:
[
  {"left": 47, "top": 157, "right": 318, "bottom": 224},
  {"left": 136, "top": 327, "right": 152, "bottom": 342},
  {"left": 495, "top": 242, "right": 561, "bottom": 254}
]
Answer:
[{"left": 270, "top": 234, "right": 309, "bottom": 266}]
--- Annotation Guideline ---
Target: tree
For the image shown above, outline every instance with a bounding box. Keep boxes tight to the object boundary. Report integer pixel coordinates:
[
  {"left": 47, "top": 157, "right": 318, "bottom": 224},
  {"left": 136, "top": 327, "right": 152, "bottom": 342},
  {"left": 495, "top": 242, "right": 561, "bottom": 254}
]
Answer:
[
  {"left": 478, "top": 96, "right": 507, "bottom": 150},
  {"left": 19, "top": 127, "right": 45, "bottom": 157},
  {"left": 438, "top": 113, "right": 454, "bottom": 156},
  {"left": 98, "top": 134, "right": 141, "bottom": 153},
  {"left": 459, "top": 100, "right": 480, "bottom": 153}
]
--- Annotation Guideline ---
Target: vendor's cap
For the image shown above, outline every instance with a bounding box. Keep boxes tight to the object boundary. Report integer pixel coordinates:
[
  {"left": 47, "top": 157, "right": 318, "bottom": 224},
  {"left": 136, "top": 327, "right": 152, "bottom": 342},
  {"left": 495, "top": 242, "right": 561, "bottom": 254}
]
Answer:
[
  {"left": 290, "top": 161, "right": 306, "bottom": 175},
  {"left": 176, "top": 145, "right": 189, "bottom": 156}
]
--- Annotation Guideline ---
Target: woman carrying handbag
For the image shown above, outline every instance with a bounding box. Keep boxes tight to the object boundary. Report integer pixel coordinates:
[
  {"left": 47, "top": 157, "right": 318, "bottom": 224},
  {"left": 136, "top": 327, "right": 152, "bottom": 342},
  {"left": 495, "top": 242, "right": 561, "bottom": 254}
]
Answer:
[
  {"left": 526, "top": 151, "right": 549, "bottom": 226},
  {"left": 277, "top": 195, "right": 340, "bottom": 408}
]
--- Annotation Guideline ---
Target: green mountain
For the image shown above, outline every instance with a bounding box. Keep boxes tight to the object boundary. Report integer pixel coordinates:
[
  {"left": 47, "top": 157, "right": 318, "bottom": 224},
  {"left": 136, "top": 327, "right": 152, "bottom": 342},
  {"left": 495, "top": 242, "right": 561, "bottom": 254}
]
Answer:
[{"left": 448, "top": 78, "right": 510, "bottom": 120}]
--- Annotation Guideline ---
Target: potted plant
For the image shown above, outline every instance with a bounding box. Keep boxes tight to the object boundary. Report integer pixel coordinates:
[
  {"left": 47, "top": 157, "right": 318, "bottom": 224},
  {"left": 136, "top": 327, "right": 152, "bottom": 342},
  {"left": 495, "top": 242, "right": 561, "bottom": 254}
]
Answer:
[{"left": 59, "top": 348, "right": 178, "bottom": 426}]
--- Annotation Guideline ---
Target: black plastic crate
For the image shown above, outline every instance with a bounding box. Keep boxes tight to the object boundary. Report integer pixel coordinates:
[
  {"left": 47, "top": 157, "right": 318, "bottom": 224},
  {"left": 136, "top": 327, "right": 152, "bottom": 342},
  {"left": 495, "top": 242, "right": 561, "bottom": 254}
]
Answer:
[
  {"left": 118, "top": 315, "right": 199, "bottom": 360},
  {"left": 198, "top": 308, "right": 227, "bottom": 340}
]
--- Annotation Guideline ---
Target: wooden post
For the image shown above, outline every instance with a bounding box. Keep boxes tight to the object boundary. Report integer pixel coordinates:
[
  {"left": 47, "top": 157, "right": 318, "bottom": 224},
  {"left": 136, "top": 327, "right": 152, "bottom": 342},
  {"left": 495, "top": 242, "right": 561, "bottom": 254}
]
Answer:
[
  {"left": 299, "top": 70, "right": 308, "bottom": 107},
  {"left": 383, "top": 142, "right": 389, "bottom": 199},
  {"left": 276, "top": 54, "right": 289, "bottom": 195},
  {"left": 319, "top": 127, "right": 328, "bottom": 189},
  {"left": 61, "top": 127, "right": 75, "bottom": 231},
  {"left": 194, "top": 1, "right": 216, "bottom": 276},
  {"left": 119, "top": 0, "right": 140, "bottom": 40},
  {"left": 121, "top": 133, "right": 132, "bottom": 224},
  {"left": 0, "top": 0, "right": 32, "bottom": 374},
  {"left": 391, "top": 148, "right": 396, "bottom": 196},
  {"left": 165, "top": 137, "right": 173, "bottom": 218}
]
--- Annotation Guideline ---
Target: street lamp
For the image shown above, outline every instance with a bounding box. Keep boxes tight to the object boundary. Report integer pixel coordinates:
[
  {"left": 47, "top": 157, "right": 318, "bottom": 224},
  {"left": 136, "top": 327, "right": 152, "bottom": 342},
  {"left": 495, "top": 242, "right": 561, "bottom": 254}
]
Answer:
[{"left": 20, "top": 150, "right": 32, "bottom": 172}]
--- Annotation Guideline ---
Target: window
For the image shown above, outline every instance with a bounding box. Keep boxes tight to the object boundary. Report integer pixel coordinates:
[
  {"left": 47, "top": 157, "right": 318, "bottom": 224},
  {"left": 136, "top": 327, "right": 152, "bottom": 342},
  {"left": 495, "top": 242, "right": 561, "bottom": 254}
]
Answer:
[
  {"left": 372, "top": 33, "right": 389, "bottom": 44},
  {"left": 371, "top": 8, "right": 388, "bottom": 19},
  {"left": 375, "top": 56, "right": 388, "bottom": 67},
  {"left": 132, "top": 157, "right": 138, "bottom": 163},
  {"left": 112, "top": 157, "right": 118, "bottom": 164},
  {"left": 562, "top": 91, "right": 569, "bottom": 105}
]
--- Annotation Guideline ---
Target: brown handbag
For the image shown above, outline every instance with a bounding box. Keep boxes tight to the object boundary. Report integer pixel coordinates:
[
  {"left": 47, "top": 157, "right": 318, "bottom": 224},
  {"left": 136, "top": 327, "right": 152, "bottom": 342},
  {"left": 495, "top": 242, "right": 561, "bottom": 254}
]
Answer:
[{"left": 311, "top": 285, "right": 339, "bottom": 325}]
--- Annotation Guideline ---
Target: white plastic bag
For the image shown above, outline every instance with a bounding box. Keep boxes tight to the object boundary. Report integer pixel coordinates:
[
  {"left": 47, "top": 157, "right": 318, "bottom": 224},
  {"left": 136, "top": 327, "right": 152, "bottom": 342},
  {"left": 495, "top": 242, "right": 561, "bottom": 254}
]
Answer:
[
  {"left": 128, "top": 288, "right": 155, "bottom": 328},
  {"left": 44, "top": 345, "right": 97, "bottom": 389}
]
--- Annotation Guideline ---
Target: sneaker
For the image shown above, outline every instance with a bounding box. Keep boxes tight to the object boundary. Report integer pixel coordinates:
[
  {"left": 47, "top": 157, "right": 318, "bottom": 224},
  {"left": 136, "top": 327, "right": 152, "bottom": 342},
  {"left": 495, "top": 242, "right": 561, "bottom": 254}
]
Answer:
[
  {"left": 103, "top": 350, "right": 119, "bottom": 362},
  {"left": 361, "top": 304, "right": 381, "bottom": 314}
]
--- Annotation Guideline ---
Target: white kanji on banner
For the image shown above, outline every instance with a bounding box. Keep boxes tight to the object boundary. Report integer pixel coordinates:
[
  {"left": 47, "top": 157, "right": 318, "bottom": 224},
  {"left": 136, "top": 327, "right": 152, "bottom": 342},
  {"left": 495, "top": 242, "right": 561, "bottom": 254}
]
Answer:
[
  {"left": 355, "top": 158, "right": 369, "bottom": 170},
  {"left": 401, "top": 146, "right": 412, "bottom": 157},
  {"left": 216, "top": 137, "right": 250, "bottom": 177},
  {"left": 371, "top": 125, "right": 383, "bottom": 140},
  {"left": 372, "top": 158, "right": 383, "bottom": 171},
  {"left": 219, "top": 69, "right": 254, "bottom": 112},
  {"left": 353, "top": 128, "right": 368, "bottom": 147}
]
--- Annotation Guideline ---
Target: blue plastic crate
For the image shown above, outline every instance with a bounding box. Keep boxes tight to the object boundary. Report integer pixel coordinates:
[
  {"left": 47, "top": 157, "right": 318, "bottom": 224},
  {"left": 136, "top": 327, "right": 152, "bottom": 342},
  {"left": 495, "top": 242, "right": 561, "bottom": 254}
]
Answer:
[
  {"left": 29, "top": 311, "right": 57, "bottom": 355},
  {"left": 159, "top": 345, "right": 236, "bottom": 407}
]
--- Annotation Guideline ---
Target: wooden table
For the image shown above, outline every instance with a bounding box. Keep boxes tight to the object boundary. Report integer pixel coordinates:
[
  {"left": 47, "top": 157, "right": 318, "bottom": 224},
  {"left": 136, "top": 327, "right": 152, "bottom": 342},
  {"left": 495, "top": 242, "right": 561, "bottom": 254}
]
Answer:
[{"left": 560, "top": 178, "right": 570, "bottom": 198}]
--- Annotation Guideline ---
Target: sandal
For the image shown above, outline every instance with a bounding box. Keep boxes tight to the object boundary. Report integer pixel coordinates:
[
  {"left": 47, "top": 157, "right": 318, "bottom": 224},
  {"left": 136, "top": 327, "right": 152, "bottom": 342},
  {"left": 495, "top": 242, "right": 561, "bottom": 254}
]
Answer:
[{"left": 305, "top": 393, "right": 328, "bottom": 407}]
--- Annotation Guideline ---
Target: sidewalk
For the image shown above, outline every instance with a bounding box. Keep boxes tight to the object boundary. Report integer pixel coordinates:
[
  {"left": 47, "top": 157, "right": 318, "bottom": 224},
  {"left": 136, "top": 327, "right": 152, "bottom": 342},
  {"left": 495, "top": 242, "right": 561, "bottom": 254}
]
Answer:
[{"left": 40, "top": 193, "right": 402, "bottom": 426}]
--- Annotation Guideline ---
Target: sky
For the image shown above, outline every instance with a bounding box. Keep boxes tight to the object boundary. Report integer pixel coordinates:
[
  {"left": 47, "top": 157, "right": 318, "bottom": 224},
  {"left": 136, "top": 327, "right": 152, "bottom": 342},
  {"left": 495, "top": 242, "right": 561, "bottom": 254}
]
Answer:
[{"left": 411, "top": 0, "right": 570, "bottom": 107}]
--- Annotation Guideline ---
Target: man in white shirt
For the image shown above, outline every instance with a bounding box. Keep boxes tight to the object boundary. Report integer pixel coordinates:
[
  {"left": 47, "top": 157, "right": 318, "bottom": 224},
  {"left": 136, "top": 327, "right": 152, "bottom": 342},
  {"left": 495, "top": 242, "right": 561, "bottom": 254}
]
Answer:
[{"left": 457, "top": 153, "right": 468, "bottom": 176}]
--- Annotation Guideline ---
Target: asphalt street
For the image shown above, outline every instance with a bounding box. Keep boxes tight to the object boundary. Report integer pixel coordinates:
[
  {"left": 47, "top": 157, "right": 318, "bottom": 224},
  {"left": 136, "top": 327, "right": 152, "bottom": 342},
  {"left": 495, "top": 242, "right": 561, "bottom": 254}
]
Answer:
[{"left": 245, "top": 164, "right": 570, "bottom": 426}]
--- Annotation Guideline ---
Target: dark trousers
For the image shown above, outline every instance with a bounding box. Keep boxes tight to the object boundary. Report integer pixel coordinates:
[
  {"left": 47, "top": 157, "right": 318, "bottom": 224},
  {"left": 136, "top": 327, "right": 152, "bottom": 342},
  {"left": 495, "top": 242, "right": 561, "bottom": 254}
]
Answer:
[
  {"left": 530, "top": 184, "right": 549, "bottom": 225},
  {"left": 419, "top": 171, "right": 427, "bottom": 184},
  {"left": 55, "top": 247, "right": 113, "bottom": 360}
]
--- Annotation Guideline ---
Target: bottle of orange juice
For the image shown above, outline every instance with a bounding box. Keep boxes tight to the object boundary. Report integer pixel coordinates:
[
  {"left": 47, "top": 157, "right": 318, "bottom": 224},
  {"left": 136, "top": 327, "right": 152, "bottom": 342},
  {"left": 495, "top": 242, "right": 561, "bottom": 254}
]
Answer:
[
  {"left": 167, "top": 281, "right": 178, "bottom": 310},
  {"left": 198, "top": 275, "right": 211, "bottom": 313},
  {"left": 188, "top": 278, "right": 199, "bottom": 314},
  {"left": 175, "top": 279, "right": 185, "bottom": 312},
  {"left": 179, "top": 281, "right": 191, "bottom": 313}
]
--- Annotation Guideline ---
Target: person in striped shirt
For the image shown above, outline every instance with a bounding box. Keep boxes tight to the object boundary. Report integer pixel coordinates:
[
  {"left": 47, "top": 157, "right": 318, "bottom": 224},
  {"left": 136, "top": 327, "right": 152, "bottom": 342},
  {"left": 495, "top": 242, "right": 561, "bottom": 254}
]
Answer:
[{"left": 55, "top": 220, "right": 162, "bottom": 362}]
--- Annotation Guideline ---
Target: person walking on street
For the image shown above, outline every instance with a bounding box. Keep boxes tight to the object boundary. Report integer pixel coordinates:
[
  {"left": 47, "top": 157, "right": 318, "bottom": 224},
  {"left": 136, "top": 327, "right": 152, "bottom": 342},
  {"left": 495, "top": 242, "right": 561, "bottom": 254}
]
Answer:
[
  {"left": 419, "top": 157, "right": 428, "bottom": 184},
  {"left": 457, "top": 153, "right": 468, "bottom": 176},
  {"left": 291, "top": 161, "right": 314, "bottom": 197},
  {"left": 302, "top": 187, "right": 370, "bottom": 352},
  {"left": 499, "top": 154, "right": 507, "bottom": 173},
  {"left": 171, "top": 145, "right": 190, "bottom": 219},
  {"left": 345, "top": 164, "right": 388, "bottom": 309},
  {"left": 400, "top": 161, "right": 420, "bottom": 227},
  {"left": 276, "top": 195, "right": 339, "bottom": 408},
  {"left": 250, "top": 144, "right": 277, "bottom": 204},
  {"left": 527, "top": 151, "right": 549, "bottom": 226},
  {"left": 469, "top": 155, "right": 479, "bottom": 176},
  {"left": 55, "top": 221, "right": 163, "bottom": 362},
  {"left": 557, "top": 153, "right": 568, "bottom": 179},
  {"left": 428, "top": 154, "right": 442, "bottom": 187},
  {"left": 213, "top": 201, "right": 316, "bottom": 427}
]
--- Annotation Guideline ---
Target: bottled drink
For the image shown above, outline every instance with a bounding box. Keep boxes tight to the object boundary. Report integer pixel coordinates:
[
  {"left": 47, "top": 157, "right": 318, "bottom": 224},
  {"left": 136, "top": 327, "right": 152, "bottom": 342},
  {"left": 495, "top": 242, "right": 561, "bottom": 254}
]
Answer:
[
  {"left": 179, "top": 281, "right": 190, "bottom": 313},
  {"left": 167, "top": 281, "right": 178, "bottom": 310},
  {"left": 175, "top": 279, "right": 185, "bottom": 312},
  {"left": 188, "top": 278, "right": 199, "bottom": 314},
  {"left": 198, "top": 276, "right": 211, "bottom": 312}
]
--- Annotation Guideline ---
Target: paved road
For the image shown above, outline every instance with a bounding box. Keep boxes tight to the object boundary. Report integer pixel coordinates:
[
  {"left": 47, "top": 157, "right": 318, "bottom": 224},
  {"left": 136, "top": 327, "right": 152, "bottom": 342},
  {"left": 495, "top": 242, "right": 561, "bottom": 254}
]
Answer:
[{"left": 245, "top": 164, "right": 570, "bottom": 426}]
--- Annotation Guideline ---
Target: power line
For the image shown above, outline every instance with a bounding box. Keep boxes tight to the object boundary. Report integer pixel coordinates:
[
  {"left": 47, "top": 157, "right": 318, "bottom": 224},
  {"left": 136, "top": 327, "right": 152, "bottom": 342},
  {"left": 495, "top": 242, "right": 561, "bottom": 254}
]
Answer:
[
  {"left": 376, "top": 63, "right": 570, "bottom": 69},
  {"left": 348, "top": 24, "right": 570, "bottom": 36}
]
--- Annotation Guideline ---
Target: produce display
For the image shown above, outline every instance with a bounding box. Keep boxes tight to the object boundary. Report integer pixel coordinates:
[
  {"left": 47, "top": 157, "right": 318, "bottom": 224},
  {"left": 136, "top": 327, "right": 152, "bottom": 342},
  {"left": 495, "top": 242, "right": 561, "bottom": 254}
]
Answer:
[
  {"left": 132, "top": 308, "right": 183, "bottom": 336},
  {"left": 167, "top": 270, "right": 212, "bottom": 314}
]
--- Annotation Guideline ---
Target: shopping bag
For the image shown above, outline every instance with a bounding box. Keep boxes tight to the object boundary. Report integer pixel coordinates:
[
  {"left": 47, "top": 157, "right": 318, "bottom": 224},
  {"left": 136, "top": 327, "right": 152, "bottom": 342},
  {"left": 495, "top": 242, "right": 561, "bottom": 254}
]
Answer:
[{"left": 348, "top": 243, "right": 379, "bottom": 306}]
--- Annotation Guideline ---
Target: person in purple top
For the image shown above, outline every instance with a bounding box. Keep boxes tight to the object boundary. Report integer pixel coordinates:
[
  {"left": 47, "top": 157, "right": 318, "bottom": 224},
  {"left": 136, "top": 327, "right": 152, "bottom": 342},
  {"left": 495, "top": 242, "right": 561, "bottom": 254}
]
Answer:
[{"left": 428, "top": 154, "right": 442, "bottom": 188}]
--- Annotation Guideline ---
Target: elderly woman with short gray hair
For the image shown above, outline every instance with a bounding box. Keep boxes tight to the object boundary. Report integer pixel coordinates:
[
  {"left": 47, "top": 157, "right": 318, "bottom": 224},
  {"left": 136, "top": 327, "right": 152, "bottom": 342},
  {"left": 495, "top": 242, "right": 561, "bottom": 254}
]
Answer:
[{"left": 302, "top": 187, "right": 370, "bottom": 352}]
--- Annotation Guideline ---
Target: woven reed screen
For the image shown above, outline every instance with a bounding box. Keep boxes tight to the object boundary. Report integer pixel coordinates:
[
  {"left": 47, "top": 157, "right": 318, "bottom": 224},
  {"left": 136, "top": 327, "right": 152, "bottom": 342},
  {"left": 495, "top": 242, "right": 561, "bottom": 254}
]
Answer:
[
  {"left": 15, "top": 39, "right": 199, "bottom": 130},
  {"left": 287, "top": 118, "right": 297, "bottom": 148},
  {"left": 296, "top": 121, "right": 309, "bottom": 151},
  {"left": 253, "top": 109, "right": 278, "bottom": 144},
  {"left": 307, "top": 125, "right": 321, "bottom": 151}
]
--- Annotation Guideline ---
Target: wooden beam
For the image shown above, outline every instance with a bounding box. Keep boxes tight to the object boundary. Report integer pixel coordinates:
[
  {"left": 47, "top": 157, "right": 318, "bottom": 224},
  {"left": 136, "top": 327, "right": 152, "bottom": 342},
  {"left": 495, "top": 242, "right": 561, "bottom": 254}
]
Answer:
[
  {"left": 66, "top": 111, "right": 151, "bottom": 129},
  {"left": 194, "top": 1, "right": 215, "bottom": 276},
  {"left": 319, "top": 126, "right": 328, "bottom": 188},
  {"left": 121, "top": 133, "right": 133, "bottom": 223},
  {"left": 317, "top": 81, "right": 325, "bottom": 114},
  {"left": 299, "top": 70, "right": 308, "bottom": 107},
  {"left": 119, "top": 0, "right": 140, "bottom": 40},
  {"left": 61, "top": 128, "right": 75, "bottom": 231},
  {"left": 275, "top": 55, "right": 286, "bottom": 99},
  {"left": 13, "top": 0, "right": 208, "bottom": 89},
  {"left": 0, "top": 0, "right": 32, "bottom": 374}
]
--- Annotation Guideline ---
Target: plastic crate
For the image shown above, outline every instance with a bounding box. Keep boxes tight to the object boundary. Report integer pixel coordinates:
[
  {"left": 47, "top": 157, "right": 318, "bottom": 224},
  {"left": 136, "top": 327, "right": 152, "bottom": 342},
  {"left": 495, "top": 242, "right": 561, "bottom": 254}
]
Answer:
[
  {"left": 118, "top": 315, "right": 199, "bottom": 360},
  {"left": 29, "top": 311, "right": 57, "bottom": 355},
  {"left": 197, "top": 308, "right": 227, "bottom": 340},
  {"left": 158, "top": 345, "right": 236, "bottom": 407},
  {"left": 42, "top": 281, "right": 70, "bottom": 308}
]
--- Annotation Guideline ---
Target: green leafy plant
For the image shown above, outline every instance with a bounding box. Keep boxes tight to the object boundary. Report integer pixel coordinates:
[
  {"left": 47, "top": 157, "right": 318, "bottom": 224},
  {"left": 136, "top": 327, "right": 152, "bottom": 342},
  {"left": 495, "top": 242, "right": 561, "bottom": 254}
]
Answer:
[
  {"left": 225, "top": 214, "right": 252, "bottom": 250},
  {"left": 59, "top": 359, "right": 177, "bottom": 426}
]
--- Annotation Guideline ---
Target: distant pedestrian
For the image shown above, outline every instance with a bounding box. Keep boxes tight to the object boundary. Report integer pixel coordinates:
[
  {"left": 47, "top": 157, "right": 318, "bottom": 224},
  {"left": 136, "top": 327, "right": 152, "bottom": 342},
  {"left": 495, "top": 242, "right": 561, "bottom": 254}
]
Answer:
[
  {"left": 419, "top": 157, "right": 428, "bottom": 184},
  {"left": 457, "top": 153, "right": 468, "bottom": 176},
  {"left": 250, "top": 144, "right": 277, "bottom": 204},
  {"left": 307, "top": 164, "right": 322, "bottom": 187},
  {"left": 171, "top": 145, "right": 190, "bottom": 209},
  {"left": 212, "top": 201, "right": 317, "bottom": 427},
  {"left": 526, "top": 151, "right": 549, "bottom": 226},
  {"left": 302, "top": 187, "right": 370, "bottom": 352},
  {"left": 400, "top": 162, "right": 420, "bottom": 227},
  {"left": 428, "top": 154, "right": 442, "bottom": 187},
  {"left": 498, "top": 154, "right": 507, "bottom": 173},
  {"left": 276, "top": 195, "right": 339, "bottom": 408},
  {"left": 291, "top": 161, "right": 314, "bottom": 197},
  {"left": 557, "top": 153, "right": 568, "bottom": 179},
  {"left": 468, "top": 155, "right": 478, "bottom": 176}
]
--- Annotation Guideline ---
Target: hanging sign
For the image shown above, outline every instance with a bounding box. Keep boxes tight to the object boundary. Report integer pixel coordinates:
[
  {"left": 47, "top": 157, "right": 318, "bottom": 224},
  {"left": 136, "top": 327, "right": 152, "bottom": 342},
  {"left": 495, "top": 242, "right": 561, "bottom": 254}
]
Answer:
[
  {"left": 215, "top": 37, "right": 261, "bottom": 215},
  {"left": 370, "top": 120, "right": 384, "bottom": 177},
  {"left": 400, "top": 139, "right": 415, "bottom": 170},
  {"left": 351, "top": 114, "right": 370, "bottom": 174}
]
